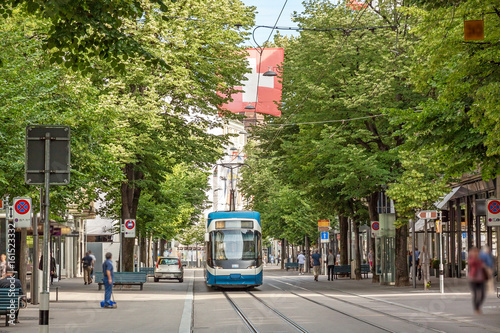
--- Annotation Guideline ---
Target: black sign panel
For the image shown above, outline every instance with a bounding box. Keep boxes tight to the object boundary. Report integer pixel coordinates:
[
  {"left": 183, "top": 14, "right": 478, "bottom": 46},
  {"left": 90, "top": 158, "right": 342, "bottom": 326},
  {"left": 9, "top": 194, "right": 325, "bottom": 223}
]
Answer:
[{"left": 25, "top": 125, "right": 71, "bottom": 185}]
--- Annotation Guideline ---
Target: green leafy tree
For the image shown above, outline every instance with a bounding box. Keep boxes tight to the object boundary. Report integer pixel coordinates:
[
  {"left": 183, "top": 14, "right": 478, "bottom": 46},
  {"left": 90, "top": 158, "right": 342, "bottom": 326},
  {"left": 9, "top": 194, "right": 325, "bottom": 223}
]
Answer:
[
  {"left": 245, "top": 0, "right": 425, "bottom": 283},
  {"left": 0, "top": 11, "right": 121, "bottom": 217},
  {"left": 90, "top": 0, "right": 254, "bottom": 271}
]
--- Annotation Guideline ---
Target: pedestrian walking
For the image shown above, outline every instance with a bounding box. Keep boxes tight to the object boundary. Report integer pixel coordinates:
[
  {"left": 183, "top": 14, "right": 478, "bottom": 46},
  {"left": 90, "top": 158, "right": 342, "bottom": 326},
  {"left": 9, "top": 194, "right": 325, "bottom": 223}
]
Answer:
[
  {"left": 102, "top": 252, "right": 115, "bottom": 308},
  {"left": 468, "top": 247, "right": 488, "bottom": 315},
  {"left": 89, "top": 250, "right": 96, "bottom": 282},
  {"left": 39, "top": 255, "right": 57, "bottom": 285},
  {"left": 82, "top": 252, "right": 93, "bottom": 285},
  {"left": 408, "top": 250, "right": 413, "bottom": 279},
  {"left": 50, "top": 256, "right": 57, "bottom": 285},
  {"left": 479, "top": 246, "right": 494, "bottom": 294},
  {"left": 311, "top": 250, "right": 321, "bottom": 281},
  {"left": 368, "top": 250, "right": 373, "bottom": 269},
  {"left": 414, "top": 247, "right": 421, "bottom": 280},
  {"left": 297, "top": 251, "right": 306, "bottom": 275},
  {"left": 326, "top": 250, "right": 335, "bottom": 281}
]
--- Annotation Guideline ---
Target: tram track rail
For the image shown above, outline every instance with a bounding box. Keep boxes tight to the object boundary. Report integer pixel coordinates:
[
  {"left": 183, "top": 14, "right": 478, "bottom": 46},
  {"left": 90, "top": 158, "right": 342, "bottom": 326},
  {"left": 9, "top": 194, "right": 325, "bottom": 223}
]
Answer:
[
  {"left": 246, "top": 291, "right": 309, "bottom": 333},
  {"left": 223, "top": 290, "right": 311, "bottom": 333},
  {"left": 223, "top": 291, "right": 260, "bottom": 333},
  {"left": 272, "top": 277, "right": 500, "bottom": 333},
  {"left": 268, "top": 282, "right": 399, "bottom": 333}
]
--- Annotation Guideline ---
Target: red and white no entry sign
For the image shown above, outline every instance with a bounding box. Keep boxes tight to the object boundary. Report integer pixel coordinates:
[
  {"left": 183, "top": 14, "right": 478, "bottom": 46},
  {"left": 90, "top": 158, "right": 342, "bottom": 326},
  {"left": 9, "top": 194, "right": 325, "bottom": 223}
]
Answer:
[
  {"left": 13, "top": 197, "right": 32, "bottom": 228},
  {"left": 487, "top": 200, "right": 500, "bottom": 214},
  {"left": 14, "top": 199, "right": 30, "bottom": 215},
  {"left": 125, "top": 220, "right": 135, "bottom": 229}
]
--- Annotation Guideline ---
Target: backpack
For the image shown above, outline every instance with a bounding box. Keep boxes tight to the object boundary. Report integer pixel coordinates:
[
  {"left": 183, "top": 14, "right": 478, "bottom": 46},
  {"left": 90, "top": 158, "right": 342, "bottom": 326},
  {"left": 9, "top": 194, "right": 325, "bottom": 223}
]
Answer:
[{"left": 83, "top": 257, "right": 90, "bottom": 268}]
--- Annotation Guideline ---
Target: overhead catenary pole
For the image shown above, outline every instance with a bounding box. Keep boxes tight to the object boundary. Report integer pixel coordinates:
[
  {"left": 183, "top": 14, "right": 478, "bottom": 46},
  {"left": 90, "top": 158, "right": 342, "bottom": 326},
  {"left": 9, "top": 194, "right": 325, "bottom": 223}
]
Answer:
[
  {"left": 439, "top": 212, "right": 444, "bottom": 294},
  {"left": 411, "top": 219, "right": 416, "bottom": 289},
  {"left": 40, "top": 132, "right": 51, "bottom": 332},
  {"left": 31, "top": 189, "right": 41, "bottom": 305}
]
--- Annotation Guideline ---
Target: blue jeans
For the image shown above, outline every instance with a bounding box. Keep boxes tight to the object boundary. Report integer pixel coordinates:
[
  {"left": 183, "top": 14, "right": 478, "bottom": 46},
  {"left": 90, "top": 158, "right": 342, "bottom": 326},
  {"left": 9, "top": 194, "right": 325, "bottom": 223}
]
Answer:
[{"left": 103, "top": 279, "right": 113, "bottom": 306}]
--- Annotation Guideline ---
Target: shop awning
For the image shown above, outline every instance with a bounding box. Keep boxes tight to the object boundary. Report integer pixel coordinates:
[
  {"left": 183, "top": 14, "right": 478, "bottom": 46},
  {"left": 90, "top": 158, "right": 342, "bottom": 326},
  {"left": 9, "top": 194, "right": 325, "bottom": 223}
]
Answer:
[{"left": 434, "top": 186, "right": 469, "bottom": 210}]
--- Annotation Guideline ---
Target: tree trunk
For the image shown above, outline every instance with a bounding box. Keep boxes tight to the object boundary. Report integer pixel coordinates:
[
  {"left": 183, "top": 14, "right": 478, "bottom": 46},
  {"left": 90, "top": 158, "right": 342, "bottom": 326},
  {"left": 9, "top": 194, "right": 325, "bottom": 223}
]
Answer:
[
  {"left": 368, "top": 192, "right": 380, "bottom": 283},
  {"left": 339, "top": 215, "right": 348, "bottom": 265},
  {"left": 140, "top": 236, "right": 147, "bottom": 268},
  {"left": 159, "top": 239, "right": 166, "bottom": 257},
  {"left": 148, "top": 233, "right": 153, "bottom": 267},
  {"left": 354, "top": 221, "right": 361, "bottom": 280},
  {"left": 395, "top": 224, "right": 410, "bottom": 286},
  {"left": 281, "top": 238, "right": 285, "bottom": 269},
  {"left": 121, "top": 163, "right": 143, "bottom": 272},
  {"left": 152, "top": 239, "right": 158, "bottom": 267}
]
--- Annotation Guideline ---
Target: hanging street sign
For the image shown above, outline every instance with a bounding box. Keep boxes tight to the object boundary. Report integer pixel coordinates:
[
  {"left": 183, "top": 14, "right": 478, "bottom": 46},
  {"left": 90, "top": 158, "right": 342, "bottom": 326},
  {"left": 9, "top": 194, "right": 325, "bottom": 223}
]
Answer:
[
  {"left": 318, "top": 219, "right": 330, "bottom": 232},
  {"left": 12, "top": 197, "right": 32, "bottom": 228},
  {"left": 486, "top": 199, "right": 500, "bottom": 227},
  {"left": 464, "top": 20, "right": 484, "bottom": 41},
  {"left": 320, "top": 231, "right": 329, "bottom": 243},
  {"left": 417, "top": 210, "right": 438, "bottom": 219},
  {"left": 124, "top": 219, "right": 136, "bottom": 238},
  {"left": 25, "top": 125, "right": 71, "bottom": 185}
]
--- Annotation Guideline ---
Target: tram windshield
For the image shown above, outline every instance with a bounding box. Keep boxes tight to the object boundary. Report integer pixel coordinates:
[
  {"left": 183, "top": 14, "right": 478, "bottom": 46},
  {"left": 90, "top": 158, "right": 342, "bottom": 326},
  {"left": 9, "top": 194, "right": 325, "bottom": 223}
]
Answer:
[{"left": 213, "top": 229, "right": 260, "bottom": 260}]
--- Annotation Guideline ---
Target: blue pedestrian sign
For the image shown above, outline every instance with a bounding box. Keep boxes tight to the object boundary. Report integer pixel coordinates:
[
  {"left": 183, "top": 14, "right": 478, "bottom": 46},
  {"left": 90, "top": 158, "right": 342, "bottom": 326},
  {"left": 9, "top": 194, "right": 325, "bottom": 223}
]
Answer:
[{"left": 321, "top": 231, "right": 329, "bottom": 243}]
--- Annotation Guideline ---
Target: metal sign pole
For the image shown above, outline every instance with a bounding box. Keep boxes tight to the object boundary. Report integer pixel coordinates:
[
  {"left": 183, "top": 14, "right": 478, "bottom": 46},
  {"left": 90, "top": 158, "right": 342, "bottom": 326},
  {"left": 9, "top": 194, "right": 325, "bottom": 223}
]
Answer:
[
  {"left": 31, "top": 190, "right": 40, "bottom": 305},
  {"left": 439, "top": 212, "right": 444, "bottom": 294},
  {"left": 411, "top": 219, "right": 416, "bottom": 289},
  {"left": 120, "top": 220, "right": 123, "bottom": 272},
  {"left": 40, "top": 133, "right": 51, "bottom": 332}
]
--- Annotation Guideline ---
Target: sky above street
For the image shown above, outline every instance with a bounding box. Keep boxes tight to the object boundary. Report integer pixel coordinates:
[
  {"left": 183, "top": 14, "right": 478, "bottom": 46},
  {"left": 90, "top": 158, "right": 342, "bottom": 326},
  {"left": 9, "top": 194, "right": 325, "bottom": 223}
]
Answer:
[{"left": 242, "top": 0, "right": 305, "bottom": 48}]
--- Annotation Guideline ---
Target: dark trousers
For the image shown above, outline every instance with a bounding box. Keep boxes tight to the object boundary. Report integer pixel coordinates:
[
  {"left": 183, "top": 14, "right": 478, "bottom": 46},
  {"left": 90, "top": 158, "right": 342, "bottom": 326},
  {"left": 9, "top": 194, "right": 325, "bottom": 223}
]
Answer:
[
  {"left": 327, "top": 265, "right": 335, "bottom": 280},
  {"left": 103, "top": 279, "right": 113, "bottom": 306},
  {"left": 470, "top": 282, "right": 485, "bottom": 311}
]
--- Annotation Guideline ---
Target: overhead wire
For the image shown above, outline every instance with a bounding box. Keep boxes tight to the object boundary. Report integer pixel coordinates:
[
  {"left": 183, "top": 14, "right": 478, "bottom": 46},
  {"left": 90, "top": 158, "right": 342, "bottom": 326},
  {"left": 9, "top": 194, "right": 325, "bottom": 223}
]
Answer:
[
  {"left": 266, "top": 114, "right": 385, "bottom": 126},
  {"left": 263, "top": 5, "right": 370, "bottom": 152},
  {"left": 251, "top": 0, "right": 289, "bottom": 112}
]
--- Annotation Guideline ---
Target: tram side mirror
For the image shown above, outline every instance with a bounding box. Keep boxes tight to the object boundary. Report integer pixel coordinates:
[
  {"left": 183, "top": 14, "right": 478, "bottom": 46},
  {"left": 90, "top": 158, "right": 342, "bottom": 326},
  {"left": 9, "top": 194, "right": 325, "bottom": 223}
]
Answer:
[{"left": 204, "top": 233, "right": 209, "bottom": 242}]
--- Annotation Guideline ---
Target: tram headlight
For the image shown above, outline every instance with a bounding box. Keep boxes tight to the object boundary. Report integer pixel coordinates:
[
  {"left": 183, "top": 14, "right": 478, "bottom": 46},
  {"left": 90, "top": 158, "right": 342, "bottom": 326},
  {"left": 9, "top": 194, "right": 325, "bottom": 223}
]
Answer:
[
  {"left": 214, "top": 266, "right": 223, "bottom": 269},
  {"left": 247, "top": 265, "right": 256, "bottom": 269}
]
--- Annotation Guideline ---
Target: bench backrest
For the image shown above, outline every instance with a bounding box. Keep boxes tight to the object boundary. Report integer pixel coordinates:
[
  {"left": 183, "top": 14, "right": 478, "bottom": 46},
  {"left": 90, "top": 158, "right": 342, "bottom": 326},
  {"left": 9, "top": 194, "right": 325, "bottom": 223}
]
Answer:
[
  {"left": 95, "top": 272, "right": 147, "bottom": 283},
  {"left": 334, "top": 265, "right": 351, "bottom": 272},
  {"left": 0, "top": 288, "right": 21, "bottom": 310}
]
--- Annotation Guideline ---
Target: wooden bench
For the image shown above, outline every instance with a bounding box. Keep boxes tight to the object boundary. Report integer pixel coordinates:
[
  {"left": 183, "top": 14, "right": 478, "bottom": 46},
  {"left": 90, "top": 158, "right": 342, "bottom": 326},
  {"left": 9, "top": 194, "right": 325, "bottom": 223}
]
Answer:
[
  {"left": 285, "top": 262, "right": 299, "bottom": 271},
  {"left": 333, "top": 265, "right": 351, "bottom": 279},
  {"left": 0, "top": 288, "right": 25, "bottom": 326},
  {"left": 95, "top": 272, "right": 147, "bottom": 291},
  {"left": 139, "top": 267, "right": 155, "bottom": 276}
]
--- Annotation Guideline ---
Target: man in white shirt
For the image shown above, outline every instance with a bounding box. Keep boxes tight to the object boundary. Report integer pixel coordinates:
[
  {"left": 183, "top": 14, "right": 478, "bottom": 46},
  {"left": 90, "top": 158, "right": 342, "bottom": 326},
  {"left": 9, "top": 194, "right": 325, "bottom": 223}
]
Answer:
[
  {"left": 88, "top": 250, "right": 96, "bottom": 283},
  {"left": 297, "top": 251, "right": 306, "bottom": 275}
]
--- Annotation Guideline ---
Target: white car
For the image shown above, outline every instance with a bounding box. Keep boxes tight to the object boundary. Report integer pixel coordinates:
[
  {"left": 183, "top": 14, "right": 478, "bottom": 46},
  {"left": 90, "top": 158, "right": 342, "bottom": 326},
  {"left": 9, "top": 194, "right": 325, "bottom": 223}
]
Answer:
[{"left": 154, "top": 257, "right": 184, "bottom": 283}]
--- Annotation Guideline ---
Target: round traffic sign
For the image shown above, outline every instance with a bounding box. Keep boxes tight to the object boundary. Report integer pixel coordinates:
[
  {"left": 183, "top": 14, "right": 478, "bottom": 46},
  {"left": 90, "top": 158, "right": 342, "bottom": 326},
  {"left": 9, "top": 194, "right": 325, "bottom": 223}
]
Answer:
[
  {"left": 488, "top": 200, "right": 500, "bottom": 214},
  {"left": 125, "top": 220, "right": 135, "bottom": 229},
  {"left": 14, "top": 199, "right": 30, "bottom": 215},
  {"left": 372, "top": 222, "right": 379, "bottom": 231}
]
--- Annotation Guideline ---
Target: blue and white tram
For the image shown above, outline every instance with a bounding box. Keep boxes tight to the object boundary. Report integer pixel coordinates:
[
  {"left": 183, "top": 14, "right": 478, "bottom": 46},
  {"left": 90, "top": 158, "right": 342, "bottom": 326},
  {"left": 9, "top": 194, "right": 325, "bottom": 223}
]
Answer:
[{"left": 205, "top": 211, "right": 263, "bottom": 288}]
